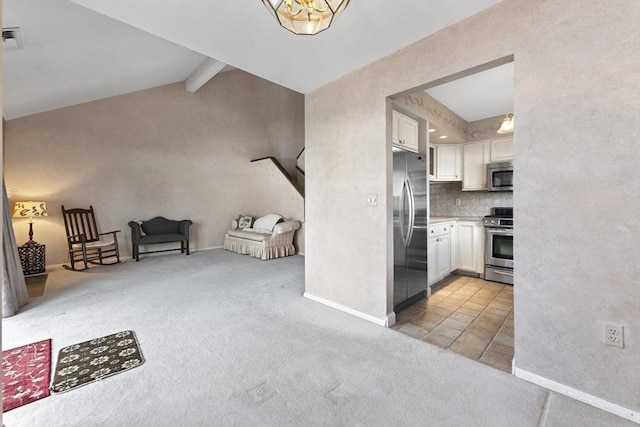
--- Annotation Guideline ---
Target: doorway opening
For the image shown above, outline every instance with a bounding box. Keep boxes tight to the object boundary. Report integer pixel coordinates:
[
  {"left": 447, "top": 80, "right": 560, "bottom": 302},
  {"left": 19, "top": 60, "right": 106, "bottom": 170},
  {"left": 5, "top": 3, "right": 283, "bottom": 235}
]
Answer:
[{"left": 389, "top": 56, "right": 515, "bottom": 373}]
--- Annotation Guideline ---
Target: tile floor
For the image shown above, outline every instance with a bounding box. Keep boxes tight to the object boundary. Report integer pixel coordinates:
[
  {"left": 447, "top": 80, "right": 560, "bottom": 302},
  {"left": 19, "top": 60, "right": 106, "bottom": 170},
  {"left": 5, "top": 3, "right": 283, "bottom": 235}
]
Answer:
[{"left": 392, "top": 275, "right": 514, "bottom": 373}]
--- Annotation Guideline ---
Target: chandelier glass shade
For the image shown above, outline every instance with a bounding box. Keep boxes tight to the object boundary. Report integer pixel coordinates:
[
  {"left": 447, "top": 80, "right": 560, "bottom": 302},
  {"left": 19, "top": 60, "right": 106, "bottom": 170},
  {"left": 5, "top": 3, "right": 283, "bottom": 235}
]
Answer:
[{"left": 262, "top": 0, "right": 350, "bottom": 35}]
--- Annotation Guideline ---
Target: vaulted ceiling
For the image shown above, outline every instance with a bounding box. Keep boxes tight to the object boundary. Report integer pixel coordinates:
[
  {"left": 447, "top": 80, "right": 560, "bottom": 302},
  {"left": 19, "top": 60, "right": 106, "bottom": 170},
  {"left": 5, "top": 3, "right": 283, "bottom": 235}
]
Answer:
[{"left": 3, "top": 0, "right": 503, "bottom": 119}]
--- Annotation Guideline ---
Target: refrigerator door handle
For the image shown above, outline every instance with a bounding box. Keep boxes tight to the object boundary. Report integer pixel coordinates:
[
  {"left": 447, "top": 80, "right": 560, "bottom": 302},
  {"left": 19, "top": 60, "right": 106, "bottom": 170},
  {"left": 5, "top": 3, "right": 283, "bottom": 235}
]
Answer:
[
  {"left": 400, "top": 179, "right": 409, "bottom": 247},
  {"left": 406, "top": 178, "right": 416, "bottom": 245}
]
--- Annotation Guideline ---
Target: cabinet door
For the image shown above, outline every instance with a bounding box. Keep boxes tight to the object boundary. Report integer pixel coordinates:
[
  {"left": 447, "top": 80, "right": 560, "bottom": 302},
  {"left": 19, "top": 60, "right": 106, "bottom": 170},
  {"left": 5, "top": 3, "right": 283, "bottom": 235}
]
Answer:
[
  {"left": 456, "top": 221, "right": 477, "bottom": 272},
  {"left": 449, "top": 222, "right": 458, "bottom": 271},
  {"left": 436, "top": 145, "right": 461, "bottom": 181},
  {"left": 462, "top": 141, "right": 490, "bottom": 191},
  {"left": 393, "top": 111, "right": 419, "bottom": 152},
  {"left": 392, "top": 111, "right": 401, "bottom": 145},
  {"left": 457, "top": 220, "right": 485, "bottom": 274},
  {"left": 428, "top": 222, "right": 454, "bottom": 285},
  {"left": 427, "top": 235, "right": 437, "bottom": 285},
  {"left": 399, "top": 114, "right": 419, "bottom": 151},
  {"left": 436, "top": 234, "right": 451, "bottom": 279},
  {"left": 491, "top": 137, "right": 514, "bottom": 162}
]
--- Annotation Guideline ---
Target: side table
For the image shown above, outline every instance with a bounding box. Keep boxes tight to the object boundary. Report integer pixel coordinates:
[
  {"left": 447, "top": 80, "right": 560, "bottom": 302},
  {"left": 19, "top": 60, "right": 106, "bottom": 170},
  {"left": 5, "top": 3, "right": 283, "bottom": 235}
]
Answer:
[{"left": 17, "top": 244, "right": 46, "bottom": 276}]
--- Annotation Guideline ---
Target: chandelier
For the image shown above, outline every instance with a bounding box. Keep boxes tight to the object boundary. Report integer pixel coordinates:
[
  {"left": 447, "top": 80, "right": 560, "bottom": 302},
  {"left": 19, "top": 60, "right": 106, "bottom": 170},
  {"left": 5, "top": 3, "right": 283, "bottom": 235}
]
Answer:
[{"left": 262, "top": 0, "right": 351, "bottom": 35}]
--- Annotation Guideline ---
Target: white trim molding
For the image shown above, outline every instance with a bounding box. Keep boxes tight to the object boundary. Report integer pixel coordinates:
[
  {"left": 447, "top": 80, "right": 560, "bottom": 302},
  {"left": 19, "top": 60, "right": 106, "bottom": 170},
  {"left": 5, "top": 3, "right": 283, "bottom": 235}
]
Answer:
[
  {"left": 303, "top": 293, "right": 394, "bottom": 327},
  {"left": 185, "top": 58, "right": 227, "bottom": 93},
  {"left": 514, "top": 367, "right": 639, "bottom": 424}
]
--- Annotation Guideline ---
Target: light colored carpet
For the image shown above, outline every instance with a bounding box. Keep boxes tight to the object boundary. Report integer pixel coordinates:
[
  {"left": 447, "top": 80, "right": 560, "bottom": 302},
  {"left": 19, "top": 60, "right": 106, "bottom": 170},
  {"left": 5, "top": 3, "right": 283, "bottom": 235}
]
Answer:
[{"left": 1, "top": 249, "right": 633, "bottom": 426}]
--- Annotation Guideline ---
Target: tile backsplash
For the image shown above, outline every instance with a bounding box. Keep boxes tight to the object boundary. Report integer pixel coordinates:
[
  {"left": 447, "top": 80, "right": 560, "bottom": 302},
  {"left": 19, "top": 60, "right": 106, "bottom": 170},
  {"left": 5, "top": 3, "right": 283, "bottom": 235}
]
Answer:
[{"left": 430, "top": 182, "right": 512, "bottom": 217}]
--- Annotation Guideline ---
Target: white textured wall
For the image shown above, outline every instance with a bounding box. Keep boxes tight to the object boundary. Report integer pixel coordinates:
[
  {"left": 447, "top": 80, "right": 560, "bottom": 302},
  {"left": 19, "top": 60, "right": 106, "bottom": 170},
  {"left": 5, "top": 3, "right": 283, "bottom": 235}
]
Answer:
[
  {"left": 306, "top": 0, "right": 639, "bottom": 413},
  {"left": 4, "top": 70, "right": 304, "bottom": 264},
  {"left": 394, "top": 91, "right": 468, "bottom": 143}
]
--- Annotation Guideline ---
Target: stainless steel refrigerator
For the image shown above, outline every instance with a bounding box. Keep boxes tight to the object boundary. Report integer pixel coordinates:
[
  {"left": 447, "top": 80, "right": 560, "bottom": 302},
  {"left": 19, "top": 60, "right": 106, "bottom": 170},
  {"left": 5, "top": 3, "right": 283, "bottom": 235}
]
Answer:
[{"left": 393, "top": 147, "right": 428, "bottom": 311}]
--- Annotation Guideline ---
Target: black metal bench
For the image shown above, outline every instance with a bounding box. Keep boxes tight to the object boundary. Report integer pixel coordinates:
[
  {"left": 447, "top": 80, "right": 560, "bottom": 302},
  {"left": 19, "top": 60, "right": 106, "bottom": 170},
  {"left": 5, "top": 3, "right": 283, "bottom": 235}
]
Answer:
[{"left": 127, "top": 217, "right": 192, "bottom": 261}]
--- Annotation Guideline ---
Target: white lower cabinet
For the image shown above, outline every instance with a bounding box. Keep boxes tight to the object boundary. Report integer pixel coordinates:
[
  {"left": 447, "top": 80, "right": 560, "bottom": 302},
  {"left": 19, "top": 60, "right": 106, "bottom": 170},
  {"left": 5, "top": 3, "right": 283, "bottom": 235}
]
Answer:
[
  {"left": 456, "top": 220, "right": 485, "bottom": 274},
  {"left": 429, "top": 219, "right": 485, "bottom": 285},
  {"left": 449, "top": 222, "right": 458, "bottom": 271},
  {"left": 428, "top": 221, "right": 454, "bottom": 285}
]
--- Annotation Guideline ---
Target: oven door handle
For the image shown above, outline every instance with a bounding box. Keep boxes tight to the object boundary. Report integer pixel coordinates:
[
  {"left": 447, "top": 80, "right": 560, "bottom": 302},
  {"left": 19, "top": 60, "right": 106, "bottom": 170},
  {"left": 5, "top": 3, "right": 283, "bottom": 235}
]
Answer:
[
  {"left": 485, "top": 228, "right": 513, "bottom": 234},
  {"left": 490, "top": 268, "right": 514, "bottom": 277}
]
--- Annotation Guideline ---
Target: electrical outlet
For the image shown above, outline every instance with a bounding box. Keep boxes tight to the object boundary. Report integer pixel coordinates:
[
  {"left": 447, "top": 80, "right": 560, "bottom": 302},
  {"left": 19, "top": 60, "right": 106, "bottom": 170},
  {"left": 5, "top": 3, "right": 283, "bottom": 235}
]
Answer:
[
  {"left": 455, "top": 198, "right": 461, "bottom": 206},
  {"left": 604, "top": 323, "right": 624, "bottom": 348},
  {"left": 366, "top": 194, "right": 378, "bottom": 207}
]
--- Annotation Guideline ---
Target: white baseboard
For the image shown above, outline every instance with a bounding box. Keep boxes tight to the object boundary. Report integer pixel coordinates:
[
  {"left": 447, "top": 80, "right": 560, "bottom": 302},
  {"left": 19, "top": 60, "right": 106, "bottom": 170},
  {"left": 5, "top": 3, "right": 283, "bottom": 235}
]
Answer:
[
  {"left": 303, "top": 292, "right": 394, "bottom": 327},
  {"left": 198, "top": 245, "right": 223, "bottom": 251},
  {"left": 514, "top": 367, "right": 639, "bottom": 424}
]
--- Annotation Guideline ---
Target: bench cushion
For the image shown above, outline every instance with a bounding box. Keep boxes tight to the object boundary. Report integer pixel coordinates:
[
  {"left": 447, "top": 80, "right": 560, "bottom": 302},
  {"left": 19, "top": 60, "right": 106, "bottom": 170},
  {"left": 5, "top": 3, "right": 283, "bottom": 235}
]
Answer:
[{"left": 226, "top": 229, "right": 270, "bottom": 242}]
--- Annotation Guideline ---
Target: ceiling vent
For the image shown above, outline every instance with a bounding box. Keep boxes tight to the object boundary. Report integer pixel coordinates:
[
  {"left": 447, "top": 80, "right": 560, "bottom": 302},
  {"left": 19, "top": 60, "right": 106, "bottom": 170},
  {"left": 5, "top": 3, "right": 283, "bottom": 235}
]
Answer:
[{"left": 3, "top": 27, "right": 24, "bottom": 51}]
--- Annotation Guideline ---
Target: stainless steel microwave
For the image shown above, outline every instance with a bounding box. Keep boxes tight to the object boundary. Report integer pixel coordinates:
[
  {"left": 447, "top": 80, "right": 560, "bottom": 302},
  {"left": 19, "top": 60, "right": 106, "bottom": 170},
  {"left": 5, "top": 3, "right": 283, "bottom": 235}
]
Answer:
[{"left": 487, "top": 161, "right": 513, "bottom": 192}]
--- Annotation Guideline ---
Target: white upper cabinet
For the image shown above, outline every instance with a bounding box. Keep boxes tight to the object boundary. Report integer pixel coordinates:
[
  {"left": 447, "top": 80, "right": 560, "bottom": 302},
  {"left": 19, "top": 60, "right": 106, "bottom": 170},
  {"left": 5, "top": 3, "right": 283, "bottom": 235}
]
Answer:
[
  {"left": 434, "top": 144, "right": 462, "bottom": 181},
  {"left": 392, "top": 111, "right": 419, "bottom": 152},
  {"left": 490, "top": 137, "right": 514, "bottom": 162},
  {"left": 462, "top": 141, "right": 491, "bottom": 191}
]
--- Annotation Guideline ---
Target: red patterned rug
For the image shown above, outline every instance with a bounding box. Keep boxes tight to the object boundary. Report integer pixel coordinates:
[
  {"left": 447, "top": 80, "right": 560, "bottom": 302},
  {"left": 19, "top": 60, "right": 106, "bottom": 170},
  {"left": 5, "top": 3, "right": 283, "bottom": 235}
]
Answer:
[{"left": 2, "top": 339, "right": 52, "bottom": 412}]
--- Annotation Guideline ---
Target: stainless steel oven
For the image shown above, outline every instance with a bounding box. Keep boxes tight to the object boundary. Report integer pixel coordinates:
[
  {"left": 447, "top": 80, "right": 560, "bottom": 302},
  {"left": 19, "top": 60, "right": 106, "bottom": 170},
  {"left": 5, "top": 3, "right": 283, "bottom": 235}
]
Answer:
[
  {"left": 487, "top": 161, "right": 513, "bottom": 192},
  {"left": 484, "top": 207, "right": 514, "bottom": 285}
]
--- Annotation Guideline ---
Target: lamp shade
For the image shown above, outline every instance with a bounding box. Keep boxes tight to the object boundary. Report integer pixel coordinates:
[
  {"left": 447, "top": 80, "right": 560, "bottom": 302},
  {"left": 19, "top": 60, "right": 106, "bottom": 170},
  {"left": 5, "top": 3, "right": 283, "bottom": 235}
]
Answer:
[
  {"left": 13, "top": 201, "right": 48, "bottom": 219},
  {"left": 262, "top": 0, "right": 350, "bottom": 35},
  {"left": 497, "top": 113, "right": 514, "bottom": 134}
]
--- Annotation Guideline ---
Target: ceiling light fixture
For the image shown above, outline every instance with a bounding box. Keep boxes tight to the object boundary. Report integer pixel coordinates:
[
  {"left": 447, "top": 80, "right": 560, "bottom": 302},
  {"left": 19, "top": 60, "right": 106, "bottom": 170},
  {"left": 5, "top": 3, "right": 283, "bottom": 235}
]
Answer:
[
  {"left": 262, "top": 0, "right": 350, "bottom": 35},
  {"left": 439, "top": 135, "right": 448, "bottom": 139},
  {"left": 428, "top": 128, "right": 436, "bottom": 133},
  {"left": 497, "top": 113, "right": 514, "bottom": 134}
]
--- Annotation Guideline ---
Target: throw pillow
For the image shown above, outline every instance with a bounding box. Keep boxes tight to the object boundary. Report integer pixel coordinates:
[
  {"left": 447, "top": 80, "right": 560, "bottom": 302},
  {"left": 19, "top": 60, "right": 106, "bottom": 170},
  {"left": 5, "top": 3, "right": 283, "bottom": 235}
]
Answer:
[
  {"left": 252, "top": 214, "right": 284, "bottom": 233},
  {"left": 136, "top": 220, "right": 146, "bottom": 236},
  {"left": 237, "top": 215, "right": 255, "bottom": 230}
]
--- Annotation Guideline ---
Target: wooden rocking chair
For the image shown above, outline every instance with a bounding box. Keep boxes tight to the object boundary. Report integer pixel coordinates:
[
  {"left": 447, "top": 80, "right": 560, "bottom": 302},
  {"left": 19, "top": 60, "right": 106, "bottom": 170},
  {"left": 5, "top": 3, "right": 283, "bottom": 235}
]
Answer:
[{"left": 61, "top": 205, "right": 121, "bottom": 271}]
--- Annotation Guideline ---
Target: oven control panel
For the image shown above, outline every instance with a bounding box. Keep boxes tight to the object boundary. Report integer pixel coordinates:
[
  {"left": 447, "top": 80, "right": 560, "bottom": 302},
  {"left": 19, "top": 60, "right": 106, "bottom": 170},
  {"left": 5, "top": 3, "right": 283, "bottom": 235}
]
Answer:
[{"left": 483, "top": 218, "right": 513, "bottom": 228}]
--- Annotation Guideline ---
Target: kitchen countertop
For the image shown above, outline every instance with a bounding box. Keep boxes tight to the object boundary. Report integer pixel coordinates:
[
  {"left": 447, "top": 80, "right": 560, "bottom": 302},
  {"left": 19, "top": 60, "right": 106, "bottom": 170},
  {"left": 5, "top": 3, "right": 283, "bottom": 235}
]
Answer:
[{"left": 430, "top": 216, "right": 484, "bottom": 223}]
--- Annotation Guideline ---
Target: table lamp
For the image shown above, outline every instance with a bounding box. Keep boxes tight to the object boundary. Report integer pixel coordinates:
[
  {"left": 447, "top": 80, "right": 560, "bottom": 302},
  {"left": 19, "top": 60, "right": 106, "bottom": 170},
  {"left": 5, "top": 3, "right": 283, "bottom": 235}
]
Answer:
[{"left": 13, "top": 201, "right": 48, "bottom": 245}]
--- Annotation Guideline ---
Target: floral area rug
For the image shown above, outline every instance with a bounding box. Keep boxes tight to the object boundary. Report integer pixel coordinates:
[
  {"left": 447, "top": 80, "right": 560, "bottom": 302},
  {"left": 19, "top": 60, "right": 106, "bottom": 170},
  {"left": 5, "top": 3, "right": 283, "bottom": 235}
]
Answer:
[
  {"left": 2, "top": 339, "right": 52, "bottom": 412},
  {"left": 50, "top": 330, "right": 144, "bottom": 393}
]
